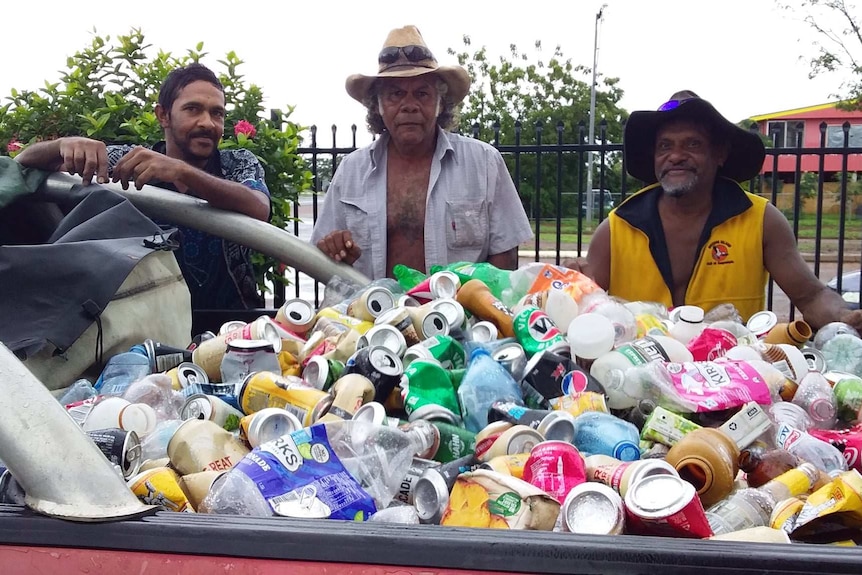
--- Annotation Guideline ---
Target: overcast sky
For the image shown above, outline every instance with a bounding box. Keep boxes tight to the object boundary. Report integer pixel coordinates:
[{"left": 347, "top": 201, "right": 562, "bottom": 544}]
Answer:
[{"left": 2, "top": 0, "right": 849, "bottom": 146}]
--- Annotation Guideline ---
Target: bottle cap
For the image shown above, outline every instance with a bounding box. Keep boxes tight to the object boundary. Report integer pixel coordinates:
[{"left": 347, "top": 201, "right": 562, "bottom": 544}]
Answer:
[
  {"left": 119, "top": 403, "right": 157, "bottom": 436},
  {"left": 676, "top": 305, "right": 704, "bottom": 324},
  {"left": 746, "top": 311, "right": 778, "bottom": 338},
  {"left": 612, "top": 439, "right": 640, "bottom": 461}
]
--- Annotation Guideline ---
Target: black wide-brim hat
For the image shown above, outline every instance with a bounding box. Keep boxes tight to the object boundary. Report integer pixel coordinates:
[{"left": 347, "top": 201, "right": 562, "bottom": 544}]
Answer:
[{"left": 624, "top": 92, "right": 766, "bottom": 184}]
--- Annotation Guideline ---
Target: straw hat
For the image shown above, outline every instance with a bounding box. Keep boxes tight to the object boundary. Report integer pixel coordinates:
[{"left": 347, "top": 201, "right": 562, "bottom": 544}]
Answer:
[
  {"left": 345, "top": 25, "right": 471, "bottom": 104},
  {"left": 624, "top": 90, "right": 765, "bottom": 183}
]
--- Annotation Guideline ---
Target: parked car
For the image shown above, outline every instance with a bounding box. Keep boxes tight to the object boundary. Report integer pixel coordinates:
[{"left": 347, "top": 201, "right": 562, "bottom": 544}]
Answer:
[
  {"left": 580, "top": 189, "right": 617, "bottom": 218},
  {"left": 828, "top": 269, "right": 861, "bottom": 308}
]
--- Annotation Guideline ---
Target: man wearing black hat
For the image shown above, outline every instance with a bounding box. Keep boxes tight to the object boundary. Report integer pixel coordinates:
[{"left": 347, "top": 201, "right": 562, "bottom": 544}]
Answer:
[{"left": 572, "top": 90, "right": 861, "bottom": 330}]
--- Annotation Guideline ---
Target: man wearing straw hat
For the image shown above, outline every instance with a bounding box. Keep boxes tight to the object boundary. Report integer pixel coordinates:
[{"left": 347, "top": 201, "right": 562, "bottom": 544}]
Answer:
[
  {"left": 568, "top": 90, "right": 862, "bottom": 330},
  {"left": 311, "top": 25, "right": 533, "bottom": 280}
]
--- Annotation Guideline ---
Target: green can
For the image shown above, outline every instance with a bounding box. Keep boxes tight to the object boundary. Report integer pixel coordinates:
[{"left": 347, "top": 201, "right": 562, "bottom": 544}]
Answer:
[
  {"left": 512, "top": 306, "right": 570, "bottom": 357},
  {"left": 403, "top": 335, "right": 466, "bottom": 370},
  {"left": 401, "top": 359, "right": 462, "bottom": 424},
  {"left": 833, "top": 374, "right": 862, "bottom": 423},
  {"left": 430, "top": 421, "right": 477, "bottom": 463},
  {"left": 302, "top": 356, "right": 345, "bottom": 391}
]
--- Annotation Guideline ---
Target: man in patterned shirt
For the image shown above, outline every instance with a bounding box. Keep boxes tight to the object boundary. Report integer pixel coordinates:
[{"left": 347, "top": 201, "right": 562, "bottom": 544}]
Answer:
[{"left": 16, "top": 64, "right": 270, "bottom": 309}]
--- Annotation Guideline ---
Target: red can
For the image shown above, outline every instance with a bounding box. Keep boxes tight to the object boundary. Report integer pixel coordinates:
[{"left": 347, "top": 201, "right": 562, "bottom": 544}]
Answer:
[
  {"left": 623, "top": 474, "right": 713, "bottom": 538},
  {"left": 522, "top": 440, "right": 586, "bottom": 503}
]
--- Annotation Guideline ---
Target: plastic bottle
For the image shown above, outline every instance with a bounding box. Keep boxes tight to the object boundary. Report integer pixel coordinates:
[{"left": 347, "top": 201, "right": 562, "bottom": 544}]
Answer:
[
  {"left": 791, "top": 371, "right": 838, "bottom": 429},
  {"left": 567, "top": 313, "right": 616, "bottom": 360},
  {"left": 774, "top": 422, "right": 848, "bottom": 475},
  {"left": 457, "top": 348, "right": 525, "bottom": 433},
  {"left": 768, "top": 401, "right": 814, "bottom": 432},
  {"left": 319, "top": 275, "right": 363, "bottom": 309},
  {"left": 703, "top": 303, "right": 743, "bottom": 324},
  {"left": 393, "top": 264, "right": 428, "bottom": 291},
  {"left": 455, "top": 279, "right": 515, "bottom": 339},
  {"left": 200, "top": 419, "right": 431, "bottom": 517},
  {"left": 589, "top": 335, "right": 693, "bottom": 409},
  {"left": 578, "top": 293, "right": 638, "bottom": 346},
  {"left": 665, "top": 427, "right": 739, "bottom": 508},
  {"left": 94, "top": 349, "right": 152, "bottom": 396},
  {"left": 739, "top": 446, "right": 800, "bottom": 488},
  {"left": 706, "top": 462, "right": 819, "bottom": 535},
  {"left": 570, "top": 411, "right": 641, "bottom": 461},
  {"left": 122, "top": 374, "right": 183, "bottom": 423},
  {"left": 764, "top": 320, "right": 813, "bottom": 348},
  {"left": 710, "top": 320, "right": 758, "bottom": 346},
  {"left": 813, "top": 322, "right": 860, "bottom": 350},
  {"left": 821, "top": 333, "right": 862, "bottom": 377},
  {"left": 543, "top": 289, "right": 579, "bottom": 334},
  {"left": 669, "top": 305, "right": 706, "bottom": 345},
  {"left": 58, "top": 378, "right": 97, "bottom": 406}
]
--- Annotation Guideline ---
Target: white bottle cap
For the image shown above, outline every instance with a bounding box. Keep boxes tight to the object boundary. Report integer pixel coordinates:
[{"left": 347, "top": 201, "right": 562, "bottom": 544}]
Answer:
[
  {"left": 676, "top": 305, "right": 704, "bottom": 324},
  {"left": 567, "top": 313, "right": 615, "bottom": 360},
  {"left": 119, "top": 403, "right": 158, "bottom": 436}
]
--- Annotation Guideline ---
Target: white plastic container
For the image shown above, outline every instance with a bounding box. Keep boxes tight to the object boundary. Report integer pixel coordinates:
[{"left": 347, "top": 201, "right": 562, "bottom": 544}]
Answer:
[
  {"left": 669, "top": 305, "right": 705, "bottom": 345},
  {"left": 567, "top": 313, "right": 615, "bottom": 360}
]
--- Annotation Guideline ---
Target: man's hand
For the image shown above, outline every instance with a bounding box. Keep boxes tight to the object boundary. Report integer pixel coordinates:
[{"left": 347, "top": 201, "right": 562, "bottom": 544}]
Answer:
[
  {"left": 562, "top": 256, "right": 593, "bottom": 278},
  {"left": 316, "top": 230, "right": 361, "bottom": 265},
  {"left": 58, "top": 137, "right": 109, "bottom": 185},
  {"left": 112, "top": 147, "right": 190, "bottom": 192},
  {"left": 838, "top": 308, "right": 862, "bottom": 333}
]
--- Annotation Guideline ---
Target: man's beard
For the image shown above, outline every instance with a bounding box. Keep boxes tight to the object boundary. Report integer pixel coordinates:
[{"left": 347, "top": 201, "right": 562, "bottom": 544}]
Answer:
[{"left": 661, "top": 172, "right": 698, "bottom": 198}]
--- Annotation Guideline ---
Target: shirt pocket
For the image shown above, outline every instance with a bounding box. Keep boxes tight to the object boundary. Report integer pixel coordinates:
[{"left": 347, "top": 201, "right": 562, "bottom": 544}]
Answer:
[
  {"left": 339, "top": 197, "right": 372, "bottom": 251},
  {"left": 446, "top": 200, "right": 488, "bottom": 249}
]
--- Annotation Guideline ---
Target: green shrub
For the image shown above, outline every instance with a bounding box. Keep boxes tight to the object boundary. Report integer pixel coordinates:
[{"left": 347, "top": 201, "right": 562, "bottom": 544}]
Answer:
[{"left": 0, "top": 28, "right": 312, "bottom": 292}]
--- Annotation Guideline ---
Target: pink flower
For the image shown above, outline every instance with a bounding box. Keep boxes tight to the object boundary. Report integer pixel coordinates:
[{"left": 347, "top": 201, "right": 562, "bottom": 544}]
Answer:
[
  {"left": 6, "top": 139, "right": 22, "bottom": 153},
  {"left": 234, "top": 120, "right": 257, "bottom": 139}
]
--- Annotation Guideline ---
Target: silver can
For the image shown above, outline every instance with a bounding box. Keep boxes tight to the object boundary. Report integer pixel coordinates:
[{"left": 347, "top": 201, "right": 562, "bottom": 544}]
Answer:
[
  {"left": 181, "top": 393, "right": 245, "bottom": 429},
  {"left": 425, "top": 298, "right": 466, "bottom": 332},
  {"left": 357, "top": 324, "right": 408, "bottom": 357},
  {"left": 492, "top": 341, "right": 528, "bottom": 380},
  {"left": 395, "top": 457, "right": 442, "bottom": 505},
  {"left": 746, "top": 310, "right": 778, "bottom": 338},
  {"left": 562, "top": 482, "right": 625, "bottom": 535},
  {"left": 470, "top": 320, "right": 499, "bottom": 343},
  {"left": 429, "top": 271, "right": 461, "bottom": 299},
  {"left": 801, "top": 346, "right": 827, "bottom": 373},
  {"left": 245, "top": 407, "right": 302, "bottom": 448}
]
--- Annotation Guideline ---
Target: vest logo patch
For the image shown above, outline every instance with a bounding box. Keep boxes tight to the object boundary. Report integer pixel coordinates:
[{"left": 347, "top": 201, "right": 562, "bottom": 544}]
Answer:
[{"left": 708, "top": 240, "right": 733, "bottom": 265}]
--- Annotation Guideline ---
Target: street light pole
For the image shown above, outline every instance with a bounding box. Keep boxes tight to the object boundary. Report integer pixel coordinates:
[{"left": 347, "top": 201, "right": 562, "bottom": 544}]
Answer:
[{"left": 586, "top": 3, "right": 607, "bottom": 222}]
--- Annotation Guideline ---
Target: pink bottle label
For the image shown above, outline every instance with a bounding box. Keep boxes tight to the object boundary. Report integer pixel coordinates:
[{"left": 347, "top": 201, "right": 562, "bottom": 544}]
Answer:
[{"left": 663, "top": 360, "right": 772, "bottom": 412}]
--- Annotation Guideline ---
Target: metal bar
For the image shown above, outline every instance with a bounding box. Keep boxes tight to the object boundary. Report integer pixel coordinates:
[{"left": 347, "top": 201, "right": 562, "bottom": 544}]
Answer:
[
  {"left": 555, "top": 121, "right": 564, "bottom": 266},
  {"left": 39, "top": 173, "right": 370, "bottom": 287}
]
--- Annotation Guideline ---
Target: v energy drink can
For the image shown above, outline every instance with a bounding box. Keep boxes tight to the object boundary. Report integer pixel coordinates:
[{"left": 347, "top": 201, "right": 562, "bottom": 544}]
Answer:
[
  {"left": 513, "top": 306, "right": 570, "bottom": 358},
  {"left": 344, "top": 345, "right": 403, "bottom": 404}
]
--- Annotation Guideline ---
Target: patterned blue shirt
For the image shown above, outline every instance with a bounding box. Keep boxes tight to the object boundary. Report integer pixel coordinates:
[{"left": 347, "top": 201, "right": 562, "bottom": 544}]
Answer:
[{"left": 106, "top": 143, "right": 270, "bottom": 310}]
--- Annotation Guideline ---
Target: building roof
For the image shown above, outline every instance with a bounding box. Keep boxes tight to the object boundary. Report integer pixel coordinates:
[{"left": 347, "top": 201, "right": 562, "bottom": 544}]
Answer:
[{"left": 749, "top": 101, "right": 858, "bottom": 122}]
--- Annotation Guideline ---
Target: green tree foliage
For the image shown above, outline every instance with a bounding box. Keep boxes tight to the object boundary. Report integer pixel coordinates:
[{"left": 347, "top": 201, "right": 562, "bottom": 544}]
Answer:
[
  {"left": 448, "top": 36, "right": 632, "bottom": 219},
  {"left": 778, "top": 0, "right": 862, "bottom": 109},
  {"left": 0, "top": 29, "right": 311, "bottom": 291}
]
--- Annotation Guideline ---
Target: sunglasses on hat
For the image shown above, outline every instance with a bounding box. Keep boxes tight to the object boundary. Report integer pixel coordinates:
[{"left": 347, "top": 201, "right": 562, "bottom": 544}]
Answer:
[
  {"left": 378, "top": 44, "right": 435, "bottom": 65},
  {"left": 658, "top": 99, "right": 683, "bottom": 112}
]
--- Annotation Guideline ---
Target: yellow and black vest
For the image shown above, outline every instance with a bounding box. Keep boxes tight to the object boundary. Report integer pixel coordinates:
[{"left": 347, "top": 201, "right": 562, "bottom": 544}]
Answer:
[{"left": 608, "top": 178, "right": 769, "bottom": 321}]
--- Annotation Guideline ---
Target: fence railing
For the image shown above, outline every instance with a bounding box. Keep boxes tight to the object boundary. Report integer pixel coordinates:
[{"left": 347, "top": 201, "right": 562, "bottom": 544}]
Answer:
[{"left": 274, "top": 121, "right": 862, "bottom": 320}]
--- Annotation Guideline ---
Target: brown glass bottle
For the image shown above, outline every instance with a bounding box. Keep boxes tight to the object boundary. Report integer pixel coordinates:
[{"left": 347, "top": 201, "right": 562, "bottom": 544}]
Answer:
[{"left": 738, "top": 447, "right": 799, "bottom": 488}]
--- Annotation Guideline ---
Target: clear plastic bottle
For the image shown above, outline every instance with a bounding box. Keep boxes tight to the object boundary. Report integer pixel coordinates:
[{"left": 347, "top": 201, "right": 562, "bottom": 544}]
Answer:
[
  {"left": 457, "top": 348, "right": 524, "bottom": 433},
  {"left": 590, "top": 335, "right": 693, "bottom": 409},
  {"left": 669, "top": 305, "right": 706, "bottom": 345},
  {"left": 821, "top": 333, "right": 862, "bottom": 377},
  {"left": 774, "top": 422, "right": 848, "bottom": 475},
  {"left": 94, "top": 349, "right": 152, "bottom": 396},
  {"left": 58, "top": 378, "right": 97, "bottom": 406},
  {"left": 706, "top": 462, "right": 819, "bottom": 535},
  {"left": 813, "top": 322, "right": 860, "bottom": 351},
  {"left": 578, "top": 292, "right": 638, "bottom": 346},
  {"left": 570, "top": 411, "right": 641, "bottom": 461},
  {"left": 200, "top": 420, "right": 431, "bottom": 517},
  {"left": 791, "top": 371, "right": 838, "bottom": 429},
  {"left": 122, "top": 374, "right": 183, "bottom": 422}
]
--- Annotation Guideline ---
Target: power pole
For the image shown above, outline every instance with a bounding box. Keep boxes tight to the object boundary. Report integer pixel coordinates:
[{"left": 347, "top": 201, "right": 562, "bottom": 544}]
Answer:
[{"left": 586, "top": 3, "right": 607, "bottom": 222}]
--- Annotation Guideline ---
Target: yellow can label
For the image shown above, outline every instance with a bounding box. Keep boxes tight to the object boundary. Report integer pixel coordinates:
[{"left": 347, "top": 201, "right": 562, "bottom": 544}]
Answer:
[
  {"left": 315, "top": 308, "right": 373, "bottom": 335},
  {"left": 129, "top": 467, "right": 192, "bottom": 513}
]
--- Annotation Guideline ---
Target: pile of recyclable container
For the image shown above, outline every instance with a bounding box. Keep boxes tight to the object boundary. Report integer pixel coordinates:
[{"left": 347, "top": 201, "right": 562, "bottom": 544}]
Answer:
[{"left": 9, "top": 260, "right": 862, "bottom": 544}]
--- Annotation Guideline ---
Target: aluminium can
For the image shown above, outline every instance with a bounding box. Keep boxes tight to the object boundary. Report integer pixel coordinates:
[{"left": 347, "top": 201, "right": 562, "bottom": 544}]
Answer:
[
  {"left": 491, "top": 341, "right": 528, "bottom": 380},
  {"left": 166, "top": 362, "right": 209, "bottom": 391},
  {"left": 428, "top": 270, "right": 461, "bottom": 299},
  {"left": 346, "top": 286, "right": 395, "bottom": 321},
  {"left": 344, "top": 345, "right": 403, "bottom": 404},
  {"left": 623, "top": 473, "right": 712, "bottom": 538},
  {"left": 180, "top": 393, "right": 245, "bottom": 430},
  {"left": 395, "top": 457, "right": 442, "bottom": 505},
  {"left": 357, "top": 324, "right": 408, "bottom": 357},
  {"left": 302, "top": 355, "right": 345, "bottom": 391},
  {"left": 275, "top": 297, "right": 317, "bottom": 336},
  {"left": 241, "top": 407, "right": 303, "bottom": 448},
  {"left": 238, "top": 371, "right": 332, "bottom": 426},
  {"left": 562, "top": 482, "right": 625, "bottom": 535},
  {"left": 86, "top": 428, "right": 143, "bottom": 480}
]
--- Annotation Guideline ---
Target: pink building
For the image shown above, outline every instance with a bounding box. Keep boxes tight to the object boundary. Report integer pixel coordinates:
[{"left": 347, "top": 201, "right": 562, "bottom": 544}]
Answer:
[{"left": 749, "top": 102, "right": 862, "bottom": 177}]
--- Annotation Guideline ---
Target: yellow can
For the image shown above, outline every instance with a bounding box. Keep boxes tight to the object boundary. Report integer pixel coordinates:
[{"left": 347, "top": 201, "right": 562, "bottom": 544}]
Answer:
[
  {"left": 315, "top": 307, "right": 374, "bottom": 335},
  {"left": 128, "top": 467, "right": 192, "bottom": 513},
  {"left": 480, "top": 452, "right": 529, "bottom": 479},
  {"left": 238, "top": 371, "right": 332, "bottom": 426}
]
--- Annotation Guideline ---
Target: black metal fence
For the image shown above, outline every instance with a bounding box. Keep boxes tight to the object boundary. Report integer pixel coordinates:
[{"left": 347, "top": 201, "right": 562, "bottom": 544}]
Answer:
[{"left": 274, "top": 121, "right": 862, "bottom": 319}]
